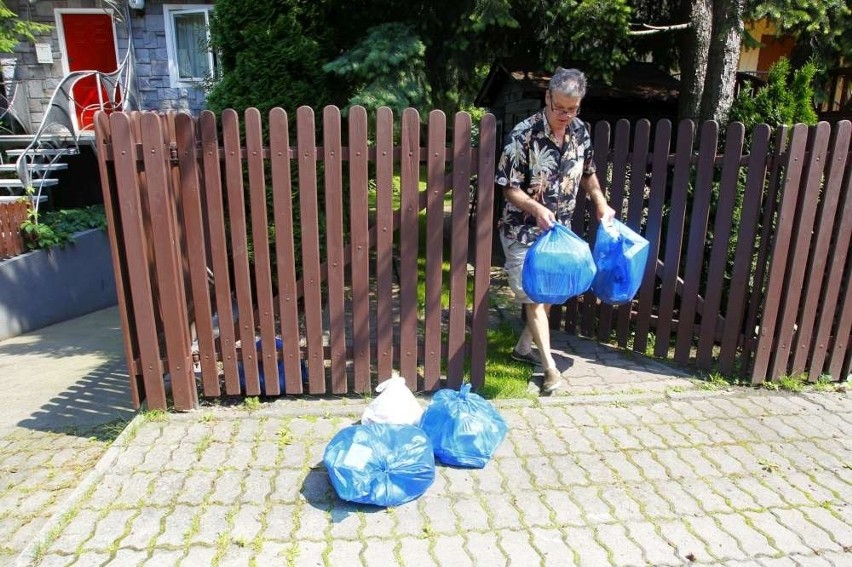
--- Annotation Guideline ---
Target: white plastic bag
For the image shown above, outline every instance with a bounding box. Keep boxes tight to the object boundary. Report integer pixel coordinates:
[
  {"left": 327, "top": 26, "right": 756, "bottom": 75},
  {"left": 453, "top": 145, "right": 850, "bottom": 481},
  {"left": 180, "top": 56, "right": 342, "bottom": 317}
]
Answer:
[{"left": 361, "top": 375, "right": 423, "bottom": 426}]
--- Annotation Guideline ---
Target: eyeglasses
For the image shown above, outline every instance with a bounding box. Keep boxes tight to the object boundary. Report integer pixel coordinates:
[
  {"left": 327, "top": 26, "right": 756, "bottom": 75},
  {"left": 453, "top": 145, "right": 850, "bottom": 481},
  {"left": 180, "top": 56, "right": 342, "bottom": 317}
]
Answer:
[{"left": 548, "top": 91, "right": 580, "bottom": 117}]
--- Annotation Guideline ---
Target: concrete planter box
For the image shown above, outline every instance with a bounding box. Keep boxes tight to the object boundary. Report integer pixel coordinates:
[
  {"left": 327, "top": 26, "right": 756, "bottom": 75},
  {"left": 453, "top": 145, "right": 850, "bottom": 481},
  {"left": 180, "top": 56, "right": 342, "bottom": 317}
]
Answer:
[{"left": 0, "top": 228, "right": 117, "bottom": 340}]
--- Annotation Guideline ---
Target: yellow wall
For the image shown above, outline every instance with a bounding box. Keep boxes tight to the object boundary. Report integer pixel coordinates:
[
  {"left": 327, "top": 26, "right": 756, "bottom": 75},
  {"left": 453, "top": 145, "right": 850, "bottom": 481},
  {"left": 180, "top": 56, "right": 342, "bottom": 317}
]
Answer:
[{"left": 738, "top": 19, "right": 779, "bottom": 72}]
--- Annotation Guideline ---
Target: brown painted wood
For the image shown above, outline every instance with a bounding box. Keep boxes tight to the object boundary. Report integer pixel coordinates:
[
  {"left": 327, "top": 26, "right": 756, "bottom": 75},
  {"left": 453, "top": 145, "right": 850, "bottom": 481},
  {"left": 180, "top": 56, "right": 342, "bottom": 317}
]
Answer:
[
  {"left": 696, "top": 123, "right": 744, "bottom": 368},
  {"left": 374, "top": 108, "right": 395, "bottom": 381},
  {"left": 296, "top": 106, "right": 326, "bottom": 393},
  {"left": 718, "top": 124, "right": 771, "bottom": 375},
  {"left": 633, "top": 119, "right": 671, "bottom": 355},
  {"left": 222, "top": 110, "right": 260, "bottom": 396},
  {"left": 95, "top": 111, "right": 141, "bottom": 407},
  {"left": 424, "top": 110, "right": 446, "bottom": 389},
  {"left": 470, "top": 113, "right": 496, "bottom": 390},
  {"left": 323, "top": 106, "right": 347, "bottom": 393},
  {"left": 655, "top": 120, "right": 696, "bottom": 358},
  {"left": 791, "top": 122, "right": 850, "bottom": 375},
  {"left": 348, "top": 106, "right": 371, "bottom": 392},
  {"left": 674, "top": 121, "right": 718, "bottom": 364},
  {"left": 108, "top": 113, "right": 167, "bottom": 409},
  {"left": 269, "top": 108, "right": 304, "bottom": 394},
  {"left": 770, "top": 122, "right": 831, "bottom": 378},
  {"left": 617, "top": 119, "right": 651, "bottom": 347},
  {"left": 809, "top": 121, "right": 852, "bottom": 379},
  {"left": 199, "top": 111, "right": 240, "bottom": 395},
  {"left": 399, "top": 108, "right": 421, "bottom": 389},
  {"left": 245, "top": 108, "right": 280, "bottom": 395},
  {"left": 751, "top": 124, "right": 810, "bottom": 383},
  {"left": 174, "top": 113, "right": 218, "bottom": 395},
  {"left": 140, "top": 113, "right": 195, "bottom": 410},
  {"left": 597, "top": 119, "right": 631, "bottom": 342},
  {"left": 827, "top": 256, "right": 852, "bottom": 380},
  {"left": 447, "top": 111, "right": 473, "bottom": 388}
]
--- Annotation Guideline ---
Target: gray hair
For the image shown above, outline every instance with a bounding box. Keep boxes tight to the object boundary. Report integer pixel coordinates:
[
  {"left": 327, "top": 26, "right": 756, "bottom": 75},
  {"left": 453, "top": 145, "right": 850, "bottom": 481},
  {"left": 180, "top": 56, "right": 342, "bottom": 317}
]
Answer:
[{"left": 549, "top": 67, "right": 586, "bottom": 98}]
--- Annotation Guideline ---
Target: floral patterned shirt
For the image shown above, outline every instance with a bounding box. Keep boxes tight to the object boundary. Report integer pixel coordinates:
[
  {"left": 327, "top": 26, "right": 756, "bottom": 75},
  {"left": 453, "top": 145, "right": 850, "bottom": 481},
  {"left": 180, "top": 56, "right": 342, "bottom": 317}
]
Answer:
[{"left": 495, "top": 109, "right": 596, "bottom": 245}]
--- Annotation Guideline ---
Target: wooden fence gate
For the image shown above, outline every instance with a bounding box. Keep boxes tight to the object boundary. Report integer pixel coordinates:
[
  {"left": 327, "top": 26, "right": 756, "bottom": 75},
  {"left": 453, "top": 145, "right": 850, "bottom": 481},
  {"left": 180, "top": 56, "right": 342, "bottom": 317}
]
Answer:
[
  {"left": 95, "top": 107, "right": 497, "bottom": 410},
  {"left": 94, "top": 108, "right": 851, "bottom": 411}
]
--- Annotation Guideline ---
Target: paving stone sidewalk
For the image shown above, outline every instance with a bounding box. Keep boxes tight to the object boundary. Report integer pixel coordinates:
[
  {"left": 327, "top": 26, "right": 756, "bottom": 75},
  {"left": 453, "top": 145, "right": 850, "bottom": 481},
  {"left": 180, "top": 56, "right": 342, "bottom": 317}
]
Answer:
[{"left": 13, "top": 386, "right": 852, "bottom": 567}]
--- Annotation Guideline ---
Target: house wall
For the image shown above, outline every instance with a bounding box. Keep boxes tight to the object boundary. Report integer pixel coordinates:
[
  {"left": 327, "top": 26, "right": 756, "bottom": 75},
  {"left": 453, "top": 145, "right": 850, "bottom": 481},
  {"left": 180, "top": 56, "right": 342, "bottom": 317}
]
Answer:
[{"left": 4, "top": 0, "right": 210, "bottom": 134}]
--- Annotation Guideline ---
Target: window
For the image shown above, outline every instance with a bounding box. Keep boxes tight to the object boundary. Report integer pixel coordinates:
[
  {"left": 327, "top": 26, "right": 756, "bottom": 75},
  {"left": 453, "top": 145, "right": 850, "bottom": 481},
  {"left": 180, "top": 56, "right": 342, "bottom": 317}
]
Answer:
[{"left": 163, "top": 5, "right": 215, "bottom": 87}]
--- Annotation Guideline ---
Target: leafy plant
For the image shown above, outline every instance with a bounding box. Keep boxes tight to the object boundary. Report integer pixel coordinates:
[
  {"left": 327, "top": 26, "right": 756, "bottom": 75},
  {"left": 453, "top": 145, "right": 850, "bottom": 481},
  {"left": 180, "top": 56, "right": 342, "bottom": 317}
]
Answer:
[
  {"left": 20, "top": 204, "right": 107, "bottom": 251},
  {"left": 0, "top": 1, "right": 52, "bottom": 53},
  {"left": 729, "top": 57, "right": 819, "bottom": 129}
]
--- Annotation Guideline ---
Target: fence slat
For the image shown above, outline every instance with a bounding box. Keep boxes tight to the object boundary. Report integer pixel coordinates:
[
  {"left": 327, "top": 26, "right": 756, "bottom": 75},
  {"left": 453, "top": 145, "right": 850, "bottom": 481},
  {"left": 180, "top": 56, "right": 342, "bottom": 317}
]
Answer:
[
  {"left": 633, "top": 120, "right": 671, "bottom": 355},
  {"left": 140, "top": 113, "right": 195, "bottom": 410},
  {"left": 95, "top": 111, "right": 140, "bottom": 406},
  {"left": 770, "top": 122, "right": 831, "bottom": 378},
  {"left": 348, "top": 106, "right": 371, "bottom": 392},
  {"left": 296, "top": 107, "right": 326, "bottom": 393},
  {"left": 447, "top": 111, "right": 473, "bottom": 388},
  {"left": 221, "top": 110, "right": 260, "bottom": 396},
  {"left": 375, "top": 108, "right": 395, "bottom": 381},
  {"left": 175, "top": 114, "right": 218, "bottom": 395},
  {"left": 595, "top": 120, "right": 630, "bottom": 341},
  {"left": 399, "top": 108, "right": 421, "bottom": 388},
  {"left": 828, "top": 256, "right": 852, "bottom": 380},
  {"left": 470, "top": 113, "right": 497, "bottom": 390},
  {"left": 424, "top": 110, "right": 446, "bottom": 389},
  {"left": 809, "top": 121, "right": 852, "bottom": 379},
  {"left": 674, "top": 121, "right": 718, "bottom": 364},
  {"left": 791, "top": 122, "right": 850, "bottom": 375},
  {"left": 696, "top": 123, "right": 744, "bottom": 368},
  {"left": 245, "top": 108, "right": 280, "bottom": 395},
  {"left": 322, "top": 106, "right": 347, "bottom": 393},
  {"left": 617, "top": 119, "right": 651, "bottom": 346},
  {"left": 108, "top": 113, "right": 167, "bottom": 409},
  {"left": 752, "top": 124, "right": 810, "bottom": 383},
  {"left": 200, "top": 111, "right": 240, "bottom": 394},
  {"left": 269, "top": 108, "right": 304, "bottom": 394},
  {"left": 718, "top": 125, "right": 771, "bottom": 374},
  {"left": 742, "top": 125, "right": 788, "bottom": 373},
  {"left": 655, "top": 120, "right": 696, "bottom": 358}
]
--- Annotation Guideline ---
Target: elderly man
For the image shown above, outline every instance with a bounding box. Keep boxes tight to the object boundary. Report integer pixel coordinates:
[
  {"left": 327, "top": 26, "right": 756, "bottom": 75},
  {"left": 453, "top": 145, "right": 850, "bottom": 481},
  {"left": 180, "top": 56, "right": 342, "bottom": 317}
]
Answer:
[{"left": 495, "top": 67, "right": 615, "bottom": 394}]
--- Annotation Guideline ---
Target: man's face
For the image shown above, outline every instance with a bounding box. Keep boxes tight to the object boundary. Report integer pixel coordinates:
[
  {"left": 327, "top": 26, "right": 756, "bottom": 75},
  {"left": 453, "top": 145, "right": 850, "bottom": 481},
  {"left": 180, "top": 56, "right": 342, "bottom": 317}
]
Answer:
[{"left": 545, "top": 90, "right": 581, "bottom": 131}]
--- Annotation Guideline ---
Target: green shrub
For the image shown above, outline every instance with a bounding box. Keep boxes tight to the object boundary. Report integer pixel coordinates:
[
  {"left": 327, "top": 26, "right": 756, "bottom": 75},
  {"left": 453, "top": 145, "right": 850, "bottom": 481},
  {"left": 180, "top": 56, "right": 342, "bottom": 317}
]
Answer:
[
  {"left": 21, "top": 204, "right": 107, "bottom": 251},
  {"left": 730, "top": 57, "right": 819, "bottom": 129}
]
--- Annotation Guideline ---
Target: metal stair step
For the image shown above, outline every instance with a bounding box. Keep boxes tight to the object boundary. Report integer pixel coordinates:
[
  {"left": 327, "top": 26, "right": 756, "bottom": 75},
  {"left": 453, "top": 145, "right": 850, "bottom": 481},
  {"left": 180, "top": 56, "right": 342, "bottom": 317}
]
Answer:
[
  {"left": 0, "top": 163, "right": 69, "bottom": 173},
  {"left": 0, "top": 178, "right": 59, "bottom": 188},
  {"left": 5, "top": 147, "right": 79, "bottom": 157}
]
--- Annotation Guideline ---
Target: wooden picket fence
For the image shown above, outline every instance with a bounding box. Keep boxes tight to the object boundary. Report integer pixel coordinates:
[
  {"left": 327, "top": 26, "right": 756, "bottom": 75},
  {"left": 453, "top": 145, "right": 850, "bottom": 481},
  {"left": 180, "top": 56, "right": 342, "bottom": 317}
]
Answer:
[
  {"left": 0, "top": 199, "right": 27, "bottom": 259},
  {"left": 94, "top": 108, "right": 851, "bottom": 411}
]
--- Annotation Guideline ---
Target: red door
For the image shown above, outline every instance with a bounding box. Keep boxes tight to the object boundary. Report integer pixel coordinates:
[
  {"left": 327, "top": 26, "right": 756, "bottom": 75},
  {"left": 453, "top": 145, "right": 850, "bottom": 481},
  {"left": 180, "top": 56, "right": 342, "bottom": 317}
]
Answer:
[{"left": 60, "top": 12, "right": 119, "bottom": 130}]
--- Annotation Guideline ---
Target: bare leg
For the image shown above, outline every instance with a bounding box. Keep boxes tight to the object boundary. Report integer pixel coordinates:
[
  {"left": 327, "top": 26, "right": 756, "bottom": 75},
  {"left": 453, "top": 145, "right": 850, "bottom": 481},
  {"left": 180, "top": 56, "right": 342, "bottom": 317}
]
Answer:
[
  {"left": 514, "top": 324, "right": 533, "bottom": 353},
  {"left": 524, "top": 303, "right": 557, "bottom": 370}
]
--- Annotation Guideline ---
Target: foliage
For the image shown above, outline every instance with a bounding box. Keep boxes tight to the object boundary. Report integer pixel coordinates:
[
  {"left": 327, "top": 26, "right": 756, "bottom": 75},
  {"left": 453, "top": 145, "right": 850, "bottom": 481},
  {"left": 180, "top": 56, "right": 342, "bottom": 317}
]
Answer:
[
  {"left": 323, "top": 23, "right": 431, "bottom": 115},
  {"left": 20, "top": 205, "right": 107, "bottom": 251},
  {"left": 0, "top": 1, "right": 51, "bottom": 53},
  {"left": 729, "top": 57, "right": 819, "bottom": 129},
  {"left": 747, "top": 0, "right": 851, "bottom": 106},
  {"left": 206, "top": 0, "right": 333, "bottom": 115}
]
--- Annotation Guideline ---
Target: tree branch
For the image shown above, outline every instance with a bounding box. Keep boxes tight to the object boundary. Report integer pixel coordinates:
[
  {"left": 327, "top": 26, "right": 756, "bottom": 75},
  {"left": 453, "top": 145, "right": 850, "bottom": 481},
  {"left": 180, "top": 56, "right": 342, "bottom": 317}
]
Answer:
[{"left": 629, "top": 23, "right": 691, "bottom": 36}]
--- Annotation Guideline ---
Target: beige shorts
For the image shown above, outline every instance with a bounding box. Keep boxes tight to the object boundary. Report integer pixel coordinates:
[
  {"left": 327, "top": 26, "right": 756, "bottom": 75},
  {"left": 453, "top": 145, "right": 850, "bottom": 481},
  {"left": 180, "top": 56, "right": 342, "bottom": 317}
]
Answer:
[{"left": 500, "top": 232, "right": 533, "bottom": 304}]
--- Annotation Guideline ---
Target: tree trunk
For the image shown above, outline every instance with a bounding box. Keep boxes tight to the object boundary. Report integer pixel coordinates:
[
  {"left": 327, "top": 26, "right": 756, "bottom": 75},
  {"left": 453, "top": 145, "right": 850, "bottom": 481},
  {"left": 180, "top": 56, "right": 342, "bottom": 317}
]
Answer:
[
  {"left": 678, "top": 0, "right": 712, "bottom": 122},
  {"left": 699, "top": 0, "right": 744, "bottom": 124}
]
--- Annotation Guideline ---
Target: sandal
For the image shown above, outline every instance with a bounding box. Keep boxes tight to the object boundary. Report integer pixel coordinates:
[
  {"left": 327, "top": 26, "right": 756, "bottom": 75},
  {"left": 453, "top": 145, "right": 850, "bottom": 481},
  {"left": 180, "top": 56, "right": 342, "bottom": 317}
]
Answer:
[{"left": 511, "top": 348, "right": 541, "bottom": 365}]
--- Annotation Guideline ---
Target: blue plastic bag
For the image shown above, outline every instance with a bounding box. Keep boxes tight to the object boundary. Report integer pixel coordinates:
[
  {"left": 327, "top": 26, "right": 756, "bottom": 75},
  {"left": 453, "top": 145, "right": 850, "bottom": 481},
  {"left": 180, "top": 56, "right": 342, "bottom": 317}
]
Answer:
[
  {"left": 323, "top": 423, "right": 435, "bottom": 507},
  {"left": 419, "top": 383, "right": 508, "bottom": 468},
  {"left": 591, "top": 219, "right": 650, "bottom": 305},
  {"left": 522, "top": 223, "right": 596, "bottom": 304},
  {"left": 238, "top": 337, "right": 307, "bottom": 394}
]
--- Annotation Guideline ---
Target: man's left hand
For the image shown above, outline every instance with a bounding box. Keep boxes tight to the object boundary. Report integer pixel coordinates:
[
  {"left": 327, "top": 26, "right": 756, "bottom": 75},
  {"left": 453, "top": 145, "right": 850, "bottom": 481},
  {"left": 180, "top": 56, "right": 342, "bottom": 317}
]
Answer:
[{"left": 598, "top": 205, "right": 616, "bottom": 223}]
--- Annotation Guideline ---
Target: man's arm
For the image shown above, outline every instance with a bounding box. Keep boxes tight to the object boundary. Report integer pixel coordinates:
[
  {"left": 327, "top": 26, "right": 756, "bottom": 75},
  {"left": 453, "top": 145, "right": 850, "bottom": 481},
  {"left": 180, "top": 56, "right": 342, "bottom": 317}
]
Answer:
[
  {"left": 502, "top": 185, "right": 555, "bottom": 231},
  {"left": 580, "top": 172, "right": 616, "bottom": 222}
]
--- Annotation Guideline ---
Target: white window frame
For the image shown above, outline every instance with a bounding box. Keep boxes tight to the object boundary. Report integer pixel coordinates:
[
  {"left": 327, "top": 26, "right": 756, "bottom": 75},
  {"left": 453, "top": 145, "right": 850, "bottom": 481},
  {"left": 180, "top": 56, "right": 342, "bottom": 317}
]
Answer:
[{"left": 163, "top": 4, "right": 215, "bottom": 88}]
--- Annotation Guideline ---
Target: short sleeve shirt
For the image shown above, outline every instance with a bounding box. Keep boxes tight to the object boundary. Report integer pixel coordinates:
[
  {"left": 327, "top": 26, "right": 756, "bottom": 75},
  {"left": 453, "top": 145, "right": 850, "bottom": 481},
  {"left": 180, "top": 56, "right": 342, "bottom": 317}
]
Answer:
[{"left": 495, "top": 110, "right": 596, "bottom": 245}]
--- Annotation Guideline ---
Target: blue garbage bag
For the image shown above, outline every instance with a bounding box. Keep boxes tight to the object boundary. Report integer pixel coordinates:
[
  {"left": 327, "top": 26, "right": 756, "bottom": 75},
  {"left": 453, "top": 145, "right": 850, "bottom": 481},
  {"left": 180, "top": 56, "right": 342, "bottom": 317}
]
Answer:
[
  {"left": 323, "top": 423, "right": 435, "bottom": 507},
  {"left": 419, "top": 383, "right": 508, "bottom": 468},
  {"left": 591, "top": 219, "right": 649, "bottom": 305},
  {"left": 238, "top": 337, "right": 307, "bottom": 394},
  {"left": 522, "top": 223, "right": 596, "bottom": 304}
]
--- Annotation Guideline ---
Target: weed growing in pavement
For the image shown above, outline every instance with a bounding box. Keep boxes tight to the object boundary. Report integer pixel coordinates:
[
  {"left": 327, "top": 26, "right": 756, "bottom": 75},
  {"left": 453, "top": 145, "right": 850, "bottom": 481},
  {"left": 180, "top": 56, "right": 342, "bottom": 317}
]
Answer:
[
  {"left": 242, "top": 397, "right": 261, "bottom": 412},
  {"left": 776, "top": 373, "right": 806, "bottom": 392},
  {"left": 813, "top": 375, "right": 836, "bottom": 392},
  {"left": 194, "top": 432, "right": 212, "bottom": 460}
]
